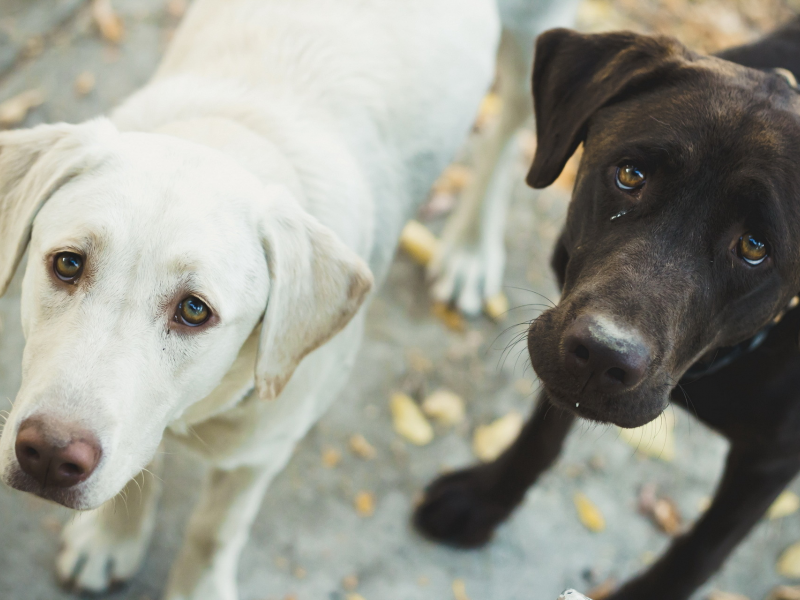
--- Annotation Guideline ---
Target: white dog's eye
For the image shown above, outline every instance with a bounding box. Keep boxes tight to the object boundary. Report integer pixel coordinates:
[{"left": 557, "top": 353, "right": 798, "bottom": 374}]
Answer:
[
  {"left": 53, "top": 252, "right": 83, "bottom": 282},
  {"left": 177, "top": 295, "right": 211, "bottom": 326}
]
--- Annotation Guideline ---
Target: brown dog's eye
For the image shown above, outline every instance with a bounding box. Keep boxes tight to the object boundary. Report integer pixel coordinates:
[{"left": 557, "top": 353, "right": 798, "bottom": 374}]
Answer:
[
  {"left": 737, "top": 234, "right": 768, "bottom": 266},
  {"left": 615, "top": 164, "right": 646, "bottom": 190},
  {"left": 177, "top": 296, "right": 211, "bottom": 326},
  {"left": 53, "top": 252, "right": 83, "bottom": 282}
]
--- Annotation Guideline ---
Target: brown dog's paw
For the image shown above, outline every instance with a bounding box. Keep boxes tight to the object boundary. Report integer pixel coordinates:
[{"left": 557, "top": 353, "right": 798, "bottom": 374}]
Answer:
[{"left": 412, "top": 466, "right": 518, "bottom": 548}]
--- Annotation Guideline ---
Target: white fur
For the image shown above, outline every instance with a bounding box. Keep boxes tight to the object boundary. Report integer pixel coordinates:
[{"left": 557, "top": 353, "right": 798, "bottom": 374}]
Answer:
[{"left": 0, "top": 0, "right": 563, "bottom": 597}]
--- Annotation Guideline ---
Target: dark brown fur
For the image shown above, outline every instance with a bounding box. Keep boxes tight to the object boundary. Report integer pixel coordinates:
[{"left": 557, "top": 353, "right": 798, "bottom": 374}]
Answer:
[{"left": 415, "top": 20, "right": 800, "bottom": 599}]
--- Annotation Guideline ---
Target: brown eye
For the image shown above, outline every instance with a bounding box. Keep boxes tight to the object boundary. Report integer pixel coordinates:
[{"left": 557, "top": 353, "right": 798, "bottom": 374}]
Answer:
[
  {"left": 53, "top": 252, "right": 83, "bottom": 282},
  {"left": 616, "top": 164, "right": 646, "bottom": 190},
  {"left": 737, "top": 233, "right": 768, "bottom": 266},
  {"left": 177, "top": 295, "right": 210, "bottom": 326}
]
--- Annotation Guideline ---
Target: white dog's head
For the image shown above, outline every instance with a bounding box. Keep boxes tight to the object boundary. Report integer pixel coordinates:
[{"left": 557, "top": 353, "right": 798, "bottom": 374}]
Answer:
[{"left": 0, "top": 119, "right": 372, "bottom": 509}]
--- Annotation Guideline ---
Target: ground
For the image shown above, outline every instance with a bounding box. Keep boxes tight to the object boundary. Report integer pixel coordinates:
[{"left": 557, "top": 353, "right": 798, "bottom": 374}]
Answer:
[{"left": 0, "top": 1, "right": 798, "bottom": 600}]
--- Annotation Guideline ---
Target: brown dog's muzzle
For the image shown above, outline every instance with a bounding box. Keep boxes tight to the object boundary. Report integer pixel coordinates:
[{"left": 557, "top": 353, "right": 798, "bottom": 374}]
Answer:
[{"left": 562, "top": 313, "right": 651, "bottom": 392}]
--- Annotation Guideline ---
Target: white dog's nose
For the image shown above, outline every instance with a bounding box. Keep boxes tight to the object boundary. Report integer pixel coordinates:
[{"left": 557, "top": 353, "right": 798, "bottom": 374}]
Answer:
[{"left": 14, "top": 417, "right": 101, "bottom": 488}]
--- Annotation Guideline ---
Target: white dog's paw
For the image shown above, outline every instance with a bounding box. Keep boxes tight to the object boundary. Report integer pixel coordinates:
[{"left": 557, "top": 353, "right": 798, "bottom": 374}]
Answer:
[
  {"left": 428, "top": 240, "right": 505, "bottom": 317},
  {"left": 56, "top": 511, "right": 150, "bottom": 592},
  {"left": 163, "top": 568, "right": 238, "bottom": 600}
]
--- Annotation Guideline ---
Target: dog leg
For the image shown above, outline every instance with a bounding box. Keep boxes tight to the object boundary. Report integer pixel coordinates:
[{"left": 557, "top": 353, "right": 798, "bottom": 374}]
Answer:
[
  {"left": 429, "top": 28, "right": 532, "bottom": 316},
  {"left": 163, "top": 460, "right": 286, "bottom": 600},
  {"left": 414, "top": 394, "right": 574, "bottom": 546},
  {"left": 56, "top": 454, "right": 163, "bottom": 592},
  {"left": 609, "top": 446, "right": 800, "bottom": 600}
]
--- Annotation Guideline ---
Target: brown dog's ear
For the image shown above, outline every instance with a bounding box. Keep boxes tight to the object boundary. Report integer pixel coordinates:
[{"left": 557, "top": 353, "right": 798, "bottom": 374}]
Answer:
[{"left": 527, "top": 29, "right": 692, "bottom": 188}]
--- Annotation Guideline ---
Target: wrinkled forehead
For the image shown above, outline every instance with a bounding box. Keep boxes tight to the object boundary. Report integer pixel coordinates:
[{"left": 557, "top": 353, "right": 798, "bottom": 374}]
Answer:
[{"left": 30, "top": 132, "right": 269, "bottom": 304}]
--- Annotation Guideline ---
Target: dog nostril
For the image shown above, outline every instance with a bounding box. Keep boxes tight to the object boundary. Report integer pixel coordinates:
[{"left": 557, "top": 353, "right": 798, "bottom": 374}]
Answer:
[
  {"left": 58, "top": 463, "right": 84, "bottom": 477},
  {"left": 23, "top": 446, "right": 40, "bottom": 460},
  {"left": 606, "top": 367, "right": 626, "bottom": 383},
  {"left": 573, "top": 345, "right": 590, "bottom": 361}
]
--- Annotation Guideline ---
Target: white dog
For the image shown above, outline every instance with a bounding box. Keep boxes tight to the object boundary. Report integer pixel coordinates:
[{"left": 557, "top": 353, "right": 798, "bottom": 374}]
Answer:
[{"left": 0, "top": 0, "right": 577, "bottom": 597}]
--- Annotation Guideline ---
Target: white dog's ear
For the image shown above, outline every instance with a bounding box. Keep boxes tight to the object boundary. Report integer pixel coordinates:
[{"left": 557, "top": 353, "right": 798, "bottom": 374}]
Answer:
[
  {"left": 255, "top": 191, "right": 374, "bottom": 400},
  {"left": 0, "top": 119, "right": 115, "bottom": 295}
]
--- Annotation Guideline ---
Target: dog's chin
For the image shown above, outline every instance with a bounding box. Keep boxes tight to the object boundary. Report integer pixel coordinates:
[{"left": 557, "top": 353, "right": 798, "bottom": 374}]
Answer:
[
  {"left": 543, "top": 384, "right": 668, "bottom": 428},
  {"left": 3, "top": 466, "right": 100, "bottom": 510}
]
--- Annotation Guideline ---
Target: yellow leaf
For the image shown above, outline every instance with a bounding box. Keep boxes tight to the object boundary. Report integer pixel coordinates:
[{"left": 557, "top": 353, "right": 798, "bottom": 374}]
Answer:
[
  {"left": 422, "top": 389, "right": 465, "bottom": 426},
  {"left": 92, "top": 0, "right": 124, "bottom": 43},
  {"left": 484, "top": 292, "right": 509, "bottom": 322},
  {"left": 354, "top": 491, "right": 375, "bottom": 517},
  {"left": 0, "top": 89, "right": 44, "bottom": 127},
  {"left": 769, "top": 491, "right": 800, "bottom": 520},
  {"left": 431, "top": 302, "right": 465, "bottom": 331},
  {"left": 452, "top": 579, "right": 471, "bottom": 600},
  {"left": 321, "top": 447, "right": 341, "bottom": 468},
  {"left": 574, "top": 492, "right": 606, "bottom": 532},
  {"left": 779, "top": 542, "right": 800, "bottom": 578},
  {"left": 390, "top": 393, "right": 433, "bottom": 445},
  {"left": 617, "top": 410, "right": 675, "bottom": 461},
  {"left": 399, "top": 220, "right": 439, "bottom": 266},
  {"left": 348, "top": 434, "right": 377, "bottom": 459},
  {"left": 472, "top": 412, "right": 523, "bottom": 462}
]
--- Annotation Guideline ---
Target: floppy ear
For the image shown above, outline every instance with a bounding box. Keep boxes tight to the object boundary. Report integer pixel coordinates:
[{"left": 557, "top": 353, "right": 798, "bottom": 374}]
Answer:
[
  {"left": 0, "top": 119, "right": 115, "bottom": 295},
  {"left": 255, "top": 191, "right": 374, "bottom": 401},
  {"left": 527, "top": 28, "right": 693, "bottom": 188}
]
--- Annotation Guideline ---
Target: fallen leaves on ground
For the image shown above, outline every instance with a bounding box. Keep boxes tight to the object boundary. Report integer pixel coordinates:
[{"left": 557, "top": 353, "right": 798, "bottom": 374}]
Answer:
[
  {"left": 348, "top": 434, "right": 377, "bottom": 459},
  {"left": 617, "top": 410, "right": 675, "bottom": 461},
  {"left": 0, "top": 89, "right": 44, "bottom": 127},
  {"left": 778, "top": 541, "right": 800, "bottom": 578},
  {"left": 399, "top": 220, "right": 439, "bottom": 266},
  {"left": 573, "top": 492, "right": 606, "bottom": 532},
  {"left": 638, "top": 483, "right": 683, "bottom": 535},
  {"left": 770, "top": 586, "right": 800, "bottom": 600},
  {"left": 484, "top": 292, "right": 509, "bottom": 322},
  {"left": 321, "top": 447, "right": 341, "bottom": 468},
  {"left": 768, "top": 490, "right": 800, "bottom": 520},
  {"left": 354, "top": 491, "right": 375, "bottom": 517},
  {"left": 472, "top": 411, "right": 522, "bottom": 462},
  {"left": 452, "top": 579, "right": 471, "bottom": 600},
  {"left": 92, "top": 0, "right": 124, "bottom": 43},
  {"left": 390, "top": 392, "right": 433, "bottom": 445},
  {"left": 422, "top": 389, "right": 465, "bottom": 426},
  {"left": 75, "top": 71, "right": 96, "bottom": 96},
  {"left": 586, "top": 578, "right": 616, "bottom": 599},
  {"left": 431, "top": 302, "right": 465, "bottom": 332},
  {"left": 706, "top": 591, "right": 750, "bottom": 600}
]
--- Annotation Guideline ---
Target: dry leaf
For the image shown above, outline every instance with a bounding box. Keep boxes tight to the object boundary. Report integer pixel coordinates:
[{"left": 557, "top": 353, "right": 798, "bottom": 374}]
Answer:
[
  {"left": 652, "top": 498, "right": 682, "bottom": 535},
  {"left": 433, "top": 164, "right": 472, "bottom": 195},
  {"left": 422, "top": 389, "right": 465, "bottom": 426},
  {"left": 354, "top": 491, "right": 375, "bottom": 517},
  {"left": 769, "top": 491, "right": 800, "bottom": 520},
  {"left": 346, "top": 595, "right": 366, "bottom": 600},
  {"left": 707, "top": 591, "right": 750, "bottom": 600},
  {"left": 587, "top": 578, "right": 616, "bottom": 600},
  {"left": 431, "top": 302, "right": 465, "bottom": 331},
  {"left": 74, "top": 71, "right": 96, "bottom": 96},
  {"left": 321, "top": 447, "right": 341, "bottom": 468},
  {"left": 166, "top": 0, "right": 188, "bottom": 18},
  {"left": 92, "top": 0, "right": 124, "bottom": 43},
  {"left": 0, "top": 89, "right": 44, "bottom": 127},
  {"left": 574, "top": 492, "right": 606, "bottom": 532},
  {"left": 399, "top": 220, "right": 439, "bottom": 266},
  {"left": 472, "top": 412, "right": 522, "bottom": 462},
  {"left": 484, "top": 292, "right": 509, "bottom": 321},
  {"left": 348, "top": 434, "right": 377, "bottom": 459},
  {"left": 778, "top": 541, "right": 800, "bottom": 578},
  {"left": 617, "top": 409, "right": 675, "bottom": 461},
  {"left": 770, "top": 585, "right": 800, "bottom": 600},
  {"left": 390, "top": 393, "right": 434, "bottom": 445},
  {"left": 475, "top": 92, "right": 502, "bottom": 130},
  {"left": 452, "top": 579, "right": 471, "bottom": 600},
  {"left": 342, "top": 575, "right": 359, "bottom": 591}
]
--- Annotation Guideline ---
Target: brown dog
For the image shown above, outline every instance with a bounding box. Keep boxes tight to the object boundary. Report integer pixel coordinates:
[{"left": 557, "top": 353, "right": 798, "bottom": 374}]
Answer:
[{"left": 415, "top": 19, "right": 800, "bottom": 600}]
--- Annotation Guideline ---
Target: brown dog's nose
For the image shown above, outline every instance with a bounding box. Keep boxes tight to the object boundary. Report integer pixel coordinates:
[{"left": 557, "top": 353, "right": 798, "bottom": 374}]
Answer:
[
  {"left": 14, "top": 418, "right": 101, "bottom": 488},
  {"left": 563, "top": 314, "right": 651, "bottom": 390}
]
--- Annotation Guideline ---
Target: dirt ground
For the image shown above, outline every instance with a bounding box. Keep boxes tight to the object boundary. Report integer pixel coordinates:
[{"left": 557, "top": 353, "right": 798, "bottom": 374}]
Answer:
[{"left": 0, "top": 1, "right": 799, "bottom": 600}]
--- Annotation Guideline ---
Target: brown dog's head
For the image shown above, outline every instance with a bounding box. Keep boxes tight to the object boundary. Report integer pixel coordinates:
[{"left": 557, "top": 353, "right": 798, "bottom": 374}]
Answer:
[{"left": 527, "top": 29, "right": 800, "bottom": 427}]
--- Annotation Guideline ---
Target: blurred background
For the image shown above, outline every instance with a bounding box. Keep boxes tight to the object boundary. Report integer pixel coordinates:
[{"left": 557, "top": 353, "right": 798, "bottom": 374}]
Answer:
[{"left": 0, "top": 1, "right": 799, "bottom": 599}]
